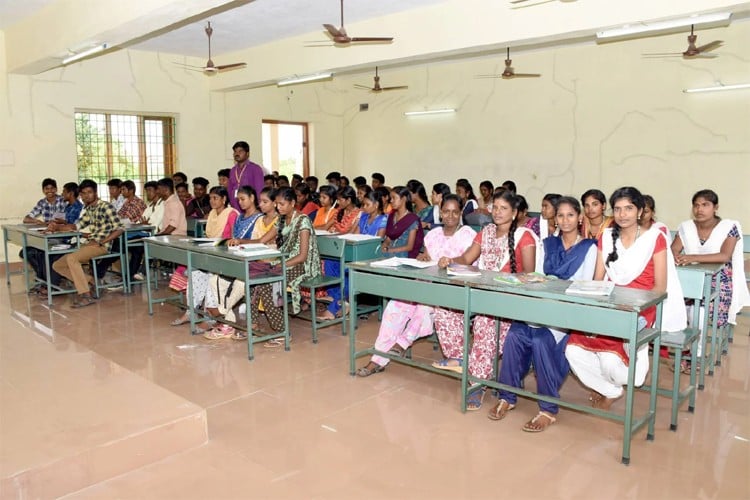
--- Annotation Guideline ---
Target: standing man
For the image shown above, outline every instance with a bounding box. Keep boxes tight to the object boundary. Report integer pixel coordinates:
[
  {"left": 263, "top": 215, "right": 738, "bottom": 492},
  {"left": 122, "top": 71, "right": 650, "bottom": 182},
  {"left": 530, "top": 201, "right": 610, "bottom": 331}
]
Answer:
[
  {"left": 156, "top": 178, "right": 187, "bottom": 236},
  {"left": 227, "top": 141, "right": 263, "bottom": 211},
  {"left": 52, "top": 179, "right": 123, "bottom": 308}
]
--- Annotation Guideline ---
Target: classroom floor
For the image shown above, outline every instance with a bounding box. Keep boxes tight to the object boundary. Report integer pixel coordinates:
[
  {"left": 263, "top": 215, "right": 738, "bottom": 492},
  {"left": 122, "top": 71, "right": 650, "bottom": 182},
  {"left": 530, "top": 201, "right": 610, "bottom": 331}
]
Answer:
[{"left": 1, "top": 274, "right": 749, "bottom": 500}]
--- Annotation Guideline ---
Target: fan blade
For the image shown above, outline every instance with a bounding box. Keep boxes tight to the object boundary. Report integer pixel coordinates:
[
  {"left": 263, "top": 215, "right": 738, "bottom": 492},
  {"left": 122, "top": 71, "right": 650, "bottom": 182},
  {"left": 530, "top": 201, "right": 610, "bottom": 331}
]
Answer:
[
  {"left": 349, "top": 37, "right": 394, "bottom": 42},
  {"left": 323, "top": 24, "right": 343, "bottom": 38},
  {"left": 683, "top": 53, "right": 718, "bottom": 59},
  {"left": 510, "top": 0, "right": 531, "bottom": 3},
  {"left": 641, "top": 52, "right": 682, "bottom": 57},
  {"left": 474, "top": 75, "right": 504, "bottom": 79},
  {"left": 215, "top": 63, "right": 246, "bottom": 71},
  {"left": 380, "top": 86, "right": 408, "bottom": 91},
  {"left": 354, "top": 84, "right": 373, "bottom": 90},
  {"left": 510, "top": 73, "right": 541, "bottom": 78},
  {"left": 173, "top": 62, "right": 205, "bottom": 69},
  {"left": 696, "top": 40, "right": 723, "bottom": 53}
]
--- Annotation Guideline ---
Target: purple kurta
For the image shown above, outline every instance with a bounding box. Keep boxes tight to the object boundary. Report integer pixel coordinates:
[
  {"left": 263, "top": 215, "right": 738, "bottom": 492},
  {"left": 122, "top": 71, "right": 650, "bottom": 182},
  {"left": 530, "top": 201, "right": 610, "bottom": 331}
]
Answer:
[{"left": 227, "top": 160, "right": 264, "bottom": 210}]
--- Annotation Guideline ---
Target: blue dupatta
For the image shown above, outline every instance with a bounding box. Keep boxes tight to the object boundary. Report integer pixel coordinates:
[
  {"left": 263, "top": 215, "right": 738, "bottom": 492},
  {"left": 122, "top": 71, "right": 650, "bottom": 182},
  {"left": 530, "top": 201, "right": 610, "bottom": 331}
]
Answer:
[{"left": 543, "top": 235, "right": 596, "bottom": 279}]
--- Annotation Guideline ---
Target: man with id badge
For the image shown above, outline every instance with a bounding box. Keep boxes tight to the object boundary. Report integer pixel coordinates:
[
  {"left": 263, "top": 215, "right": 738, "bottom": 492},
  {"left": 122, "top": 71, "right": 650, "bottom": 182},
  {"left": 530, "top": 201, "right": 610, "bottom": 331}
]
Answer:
[{"left": 226, "top": 141, "right": 263, "bottom": 211}]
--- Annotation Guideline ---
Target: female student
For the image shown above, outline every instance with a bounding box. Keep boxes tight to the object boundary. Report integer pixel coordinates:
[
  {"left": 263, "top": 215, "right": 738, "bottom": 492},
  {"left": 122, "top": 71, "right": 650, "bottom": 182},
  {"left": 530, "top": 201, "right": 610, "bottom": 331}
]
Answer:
[
  {"left": 294, "top": 182, "right": 319, "bottom": 218},
  {"left": 329, "top": 186, "right": 361, "bottom": 234},
  {"left": 170, "top": 186, "right": 238, "bottom": 327},
  {"left": 356, "top": 184, "right": 372, "bottom": 205},
  {"left": 426, "top": 183, "right": 451, "bottom": 230},
  {"left": 354, "top": 190, "right": 387, "bottom": 237},
  {"left": 477, "top": 180, "right": 494, "bottom": 213},
  {"left": 516, "top": 195, "right": 540, "bottom": 237},
  {"left": 433, "top": 190, "right": 538, "bottom": 410},
  {"left": 455, "top": 178, "right": 478, "bottom": 223},
  {"left": 672, "top": 189, "right": 749, "bottom": 352},
  {"left": 312, "top": 185, "right": 339, "bottom": 231},
  {"left": 539, "top": 193, "right": 562, "bottom": 239},
  {"left": 357, "top": 195, "right": 477, "bottom": 376},
  {"left": 380, "top": 186, "right": 424, "bottom": 258},
  {"left": 407, "top": 179, "right": 433, "bottom": 226},
  {"left": 488, "top": 196, "right": 597, "bottom": 431},
  {"left": 639, "top": 195, "right": 668, "bottom": 237},
  {"left": 252, "top": 188, "right": 321, "bottom": 343},
  {"left": 581, "top": 189, "right": 613, "bottom": 240},
  {"left": 566, "top": 187, "right": 686, "bottom": 410}
]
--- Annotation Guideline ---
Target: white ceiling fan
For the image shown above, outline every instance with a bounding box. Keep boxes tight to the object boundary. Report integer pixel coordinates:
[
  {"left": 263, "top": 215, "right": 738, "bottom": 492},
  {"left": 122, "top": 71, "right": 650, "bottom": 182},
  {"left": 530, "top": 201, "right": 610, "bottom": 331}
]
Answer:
[{"left": 173, "top": 22, "right": 246, "bottom": 75}]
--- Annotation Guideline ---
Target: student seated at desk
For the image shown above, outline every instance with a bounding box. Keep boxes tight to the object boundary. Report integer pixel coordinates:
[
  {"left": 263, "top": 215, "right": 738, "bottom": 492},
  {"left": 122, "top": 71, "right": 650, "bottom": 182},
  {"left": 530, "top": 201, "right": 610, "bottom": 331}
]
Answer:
[
  {"left": 107, "top": 179, "right": 125, "bottom": 212},
  {"left": 51, "top": 179, "right": 124, "bottom": 308},
  {"left": 580, "top": 189, "right": 612, "bottom": 240},
  {"left": 155, "top": 178, "right": 186, "bottom": 237},
  {"left": 171, "top": 187, "right": 238, "bottom": 327},
  {"left": 488, "top": 196, "right": 597, "bottom": 431},
  {"left": 433, "top": 190, "right": 538, "bottom": 410},
  {"left": 566, "top": 187, "right": 686, "bottom": 410},
  {"left": 424, "top": 183, "right": 450, "bottom": 230},
  {"left": 407, "top": 180, "right": 432, "bottom": 227},
  {"left": 312, "top": 185, "right": 339, "bottom": 231},
  {"left": 294, "top": 182, "right": 319, "bottom": 219},
  {"left": 204, "top": 186, "right": 278, "bottom": 339},
  {"left": 671, "top": 189, "right": 750, "bottom": 368},
  {"left": 139, "top": 181, "right": 164, "bottom": 231},
  {"left": 379, "top": 186, "right": 423, "bottom": 258},
  {"left": 356, "top": 195, "right": 475, "bottom": 377},
  {"left": 252, "top": 188, "right": 321, "bottom": 344},
  {"left": 186, "top": 177, "right": 211, "bottom": 218},
  {"left": 329, "top": 186, "right": 361, "bottom": 234}
]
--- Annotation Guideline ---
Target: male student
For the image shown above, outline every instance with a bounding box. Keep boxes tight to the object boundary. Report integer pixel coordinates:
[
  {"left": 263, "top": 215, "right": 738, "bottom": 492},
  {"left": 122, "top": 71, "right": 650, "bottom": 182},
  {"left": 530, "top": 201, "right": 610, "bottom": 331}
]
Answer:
[
  {"left": 117, "top": 180, "right": 147, "bottom": 222},
  {"left": 186, "top": 177, "right": 211, "bottom": 218},
  {"left": 371, "top": 173, "right": 385, "bottom": 190},
  {"left": 23, "top": 178, "right": 66, "bottom": 224},
  {"left": 52, "top": 179, "right": 123, "bottom": 308},
  {"left": 139, "top": 181, "right": 164, "bottom": 230},
  {"left": 226, "top": 141, "right": 264, "bottom": 210},
  {"left": 172, "top": 172, "right": 188, "bottom": 185},
  {"left": 326, "top": 171, "right": 341, "bottom": 188},
  {"left": 156, "top": 178, "right": 187, "bottom": 236},
  {"left": 107, "top": 179, "right": 125, "bottom": 211},
  {"left": 217, "top": 169, "right": 230, "bottom": 188},
  {"left": 291, "top": 174, "right": 303, "bottom": 189},
  {"left": 305, "top": 175, "right": 319, "bottom": 193}
]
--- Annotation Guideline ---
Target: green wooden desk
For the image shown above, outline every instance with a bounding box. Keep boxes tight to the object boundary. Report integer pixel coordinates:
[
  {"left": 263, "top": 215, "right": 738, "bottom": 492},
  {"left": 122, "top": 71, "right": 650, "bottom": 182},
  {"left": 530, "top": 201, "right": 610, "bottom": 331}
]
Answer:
[
  {"left": 143, "top": 236, "right": 288, "bottom": 360},
  {"left": 3, "top": 224, "right": 81, "bottom": 305},
  {"left": 676, "top": 263, "right": 723, "bottom": 388},
  {"left": 186, "top": 218, "right": 207, "bottom": 238},
  {"left": 347, "top": 261, "right": 666, "bottom": 465}
]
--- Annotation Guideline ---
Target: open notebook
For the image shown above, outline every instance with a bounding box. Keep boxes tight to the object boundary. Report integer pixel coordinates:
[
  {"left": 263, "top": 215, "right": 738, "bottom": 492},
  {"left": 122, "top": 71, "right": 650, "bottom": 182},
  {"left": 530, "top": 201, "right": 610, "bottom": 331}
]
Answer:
[{"left": 565, "top": 280, "right": 615, "bottom": 296}]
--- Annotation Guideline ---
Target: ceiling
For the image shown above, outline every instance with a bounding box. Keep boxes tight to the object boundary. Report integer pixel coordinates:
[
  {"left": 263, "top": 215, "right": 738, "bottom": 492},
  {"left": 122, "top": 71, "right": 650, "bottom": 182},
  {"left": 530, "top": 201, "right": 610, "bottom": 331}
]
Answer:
[{"left": 2, "top": 0, "right": 749, "bottom": 86}]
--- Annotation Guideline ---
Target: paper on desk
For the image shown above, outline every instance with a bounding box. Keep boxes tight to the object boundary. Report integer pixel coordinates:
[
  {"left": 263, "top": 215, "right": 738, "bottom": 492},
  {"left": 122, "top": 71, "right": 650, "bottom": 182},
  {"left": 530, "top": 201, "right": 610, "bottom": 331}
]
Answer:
[
  {"left": 315, "top": 229, "right": 333, "bottom": 235},
  {"left": 370, "top": 257, "right": 436, "bottom": 268},
  {"left": 336, "top": 234, "right": 381, "bottom": 241}
]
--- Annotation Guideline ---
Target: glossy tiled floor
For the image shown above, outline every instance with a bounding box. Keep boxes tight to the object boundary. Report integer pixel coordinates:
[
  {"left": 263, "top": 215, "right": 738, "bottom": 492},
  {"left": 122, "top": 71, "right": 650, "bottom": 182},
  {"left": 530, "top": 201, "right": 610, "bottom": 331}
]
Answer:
[{"left": 1, "top": 275, "right": 748, "bottom": 499}]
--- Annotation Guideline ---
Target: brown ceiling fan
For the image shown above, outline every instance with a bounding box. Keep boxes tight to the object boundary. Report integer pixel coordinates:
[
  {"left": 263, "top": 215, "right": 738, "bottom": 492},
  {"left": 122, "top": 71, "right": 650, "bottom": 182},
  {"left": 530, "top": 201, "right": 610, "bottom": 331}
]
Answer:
[
  {"left": 642, "top": 25, "right": 723, "bottom": 59},
  {"left": 510, "top": 0, "right": 577, "bottom": 7},
  {"left": 307, "top": 0, "right": 394, "bottom": 47},
  {"left": 354, "top": 67, "right": 408, "bottom": 92},
  {"left": 475, "top": 48, "right": 541, "bottom": 80},
  {"left": 173, "top": 22, "right": 246, "bottom": 75}
]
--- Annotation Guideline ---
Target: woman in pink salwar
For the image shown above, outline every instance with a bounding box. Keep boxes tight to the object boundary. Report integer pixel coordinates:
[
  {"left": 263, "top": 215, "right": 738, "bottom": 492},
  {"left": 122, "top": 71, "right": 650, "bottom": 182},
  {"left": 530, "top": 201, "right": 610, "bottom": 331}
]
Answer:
[{"left": 356, "top": 195, "right": 476, "bottom": 377}]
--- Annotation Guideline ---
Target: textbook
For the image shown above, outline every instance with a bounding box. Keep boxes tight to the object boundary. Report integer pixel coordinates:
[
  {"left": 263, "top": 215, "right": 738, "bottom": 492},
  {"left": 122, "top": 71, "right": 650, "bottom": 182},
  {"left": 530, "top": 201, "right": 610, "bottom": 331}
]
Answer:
[
  {"left": 230, "top": 244, "right": 278, "bottom": 257},
  {"left": 565, "top": 280, "right": 615, "bottom": 296},
  {"left": 370, "top": 257, "right": 437, "bottom": 269},
  {"left": 494, "top": 272, "right": 554, "bottom": 285},
  {"left": 194, "top": 238, "right": 230, "bottom": 247},
  {"left": 336, "top": 234, "right": 381, "bottom": 242},
  {"left": 446, "top": 264, "right": 482, "bottom": 277}
]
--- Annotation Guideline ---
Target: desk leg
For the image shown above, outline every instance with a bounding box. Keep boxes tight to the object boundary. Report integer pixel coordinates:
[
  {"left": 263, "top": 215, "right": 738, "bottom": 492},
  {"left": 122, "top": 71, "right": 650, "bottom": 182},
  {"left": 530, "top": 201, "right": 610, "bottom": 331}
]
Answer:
[
  {"left": 621, "top": 327, "right": 638, "bottom": 466},
  {"left": 647, "top": 303, "right": 663, "bottom": 440},
  {"left": 708, "top": 291, "right": 720, "bottom": 373},
  {"left": 187, "top": 253, "right": 196, "bottom": 334},
  {"left": 3, "top": 228, "right": 9, "bottom": 285},
  {"left": 460, "top": 287, "right": 471, "bottom": 413},
  {"left": 22, "top": 234, "right": 30, "bottom": 292},
  {"left": 245, "top": 267, "right": 254, "bottom": 361},
  {"left": 44, "top": 239, "right": 53, "bottom": 307},
  {"left": 145, "top": 243, "right": 154, "bottom": 315},
  {"left": 281, "top": 260, "right": 290, "bottom": 352},
  {"left": 349, "top": 270, "right": 358, "bottom": 376},
  {"left": 697, "top": 279, "right": 712, "bottom": 390},
  {"left": 124, "top": 239, "right": 131, "bottom": 294}
]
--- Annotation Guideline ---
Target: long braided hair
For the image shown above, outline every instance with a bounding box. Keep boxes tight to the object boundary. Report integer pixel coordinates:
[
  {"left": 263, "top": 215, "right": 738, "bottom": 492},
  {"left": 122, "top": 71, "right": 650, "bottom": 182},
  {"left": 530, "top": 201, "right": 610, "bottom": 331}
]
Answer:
[
  {"left": 492, "top": 189, "right": 520, "bottom": 273},
  {"left": 336, "top": 186, "right": 358, "bottom": 223},
  {"left": 605, "top": 186, "right": 645, "bottom": 266},
  {"left": 275, "top": 187, "right": 296, "bottom": 249}
]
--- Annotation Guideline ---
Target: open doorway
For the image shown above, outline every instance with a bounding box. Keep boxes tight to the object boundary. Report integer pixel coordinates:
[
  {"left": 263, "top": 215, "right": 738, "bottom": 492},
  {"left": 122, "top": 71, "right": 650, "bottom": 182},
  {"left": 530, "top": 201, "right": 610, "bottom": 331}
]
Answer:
[{"left": 261, "top": 120, "right": 309, "bottom": 179}]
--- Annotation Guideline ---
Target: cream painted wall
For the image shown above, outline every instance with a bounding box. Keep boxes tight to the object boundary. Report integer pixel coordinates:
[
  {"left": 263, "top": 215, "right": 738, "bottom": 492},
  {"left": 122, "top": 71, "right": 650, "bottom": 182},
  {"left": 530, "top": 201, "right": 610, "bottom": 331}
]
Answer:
[{"left": 334, "top": 21, "right": 750, "bottom": 230}]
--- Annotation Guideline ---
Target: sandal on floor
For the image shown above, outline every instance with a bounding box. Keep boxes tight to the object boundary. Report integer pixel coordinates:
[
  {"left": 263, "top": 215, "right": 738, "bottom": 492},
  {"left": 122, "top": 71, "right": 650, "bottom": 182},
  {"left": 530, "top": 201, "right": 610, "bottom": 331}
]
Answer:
[
  {"left": 71, "top": 294, "right": 96, "bottom": 308},
  {"left": 203, "top": 324, "right": 235, "bottom": 340},
  {"left": 388, "top": 344, "right": 407, "bottom": 357},
  {"left": 356, "top": 363, "right": 385, "bottom": 377},
  {"left": 171, "top": 315, "right": 190, "bottom": 326},
  {"left": 264, "top": 337, "right": 287, "bottom": 348},
  {"left": 318, "top": 311, "right": 336, "bottom": 321},
  {"left": 522, "top": 411, "right": 556, "bottom": 433},
  {"left": 466, "top": 388, "right": 486, "bottom": 411},
  {"left": 231, "top": 331, "right": 248, "bottom": 341},
  {"left": 431, "top": 358, "right": 463, "bottom": 373},
  {"left": 487, "top": 398, "right": 516, "bottom": 421}
]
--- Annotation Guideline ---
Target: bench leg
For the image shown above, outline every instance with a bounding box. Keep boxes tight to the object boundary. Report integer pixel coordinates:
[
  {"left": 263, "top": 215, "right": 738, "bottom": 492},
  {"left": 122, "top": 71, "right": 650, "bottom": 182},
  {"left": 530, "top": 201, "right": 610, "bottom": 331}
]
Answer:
[{"left": 670, "top": 349, "right": 681, "bottom": 432}]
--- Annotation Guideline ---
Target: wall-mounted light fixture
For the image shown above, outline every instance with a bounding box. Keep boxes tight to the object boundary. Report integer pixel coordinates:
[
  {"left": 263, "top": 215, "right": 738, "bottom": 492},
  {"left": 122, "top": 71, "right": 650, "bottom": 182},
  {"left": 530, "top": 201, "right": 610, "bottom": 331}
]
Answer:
[
  {"left": 404, "top": 108, "right": 456, "bottom": 117},
  {"left": 62, "top": 43, "right": 108, "bottom": 65},
  {"left": 596, "top": 12, "right": 731, "bottom": 41},
  {"left": 683, "top": 83, "right": 750, "bottom": 93},
  {"left": 277, "top": 73, "right": 333, "bottom": 87}
]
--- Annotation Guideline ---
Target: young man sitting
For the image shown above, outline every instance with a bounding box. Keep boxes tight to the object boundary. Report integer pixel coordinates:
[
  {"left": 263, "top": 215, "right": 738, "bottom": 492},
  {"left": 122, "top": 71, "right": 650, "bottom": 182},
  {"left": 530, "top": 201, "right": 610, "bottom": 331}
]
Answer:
[
  {"left": 51, "top": 179, "right": 124, "bottom": 308},
  {"left": 23, "top": 178, "right": 67, "bottom": 293},
  {"left": 107, "top": 178, "right": 125, "bottom": 211},
  {"left": 117, "top": 180, "right": 147, "bottom": 223},
  {"left": 186, "top": 177, "right": 211, "bottom": 218}
]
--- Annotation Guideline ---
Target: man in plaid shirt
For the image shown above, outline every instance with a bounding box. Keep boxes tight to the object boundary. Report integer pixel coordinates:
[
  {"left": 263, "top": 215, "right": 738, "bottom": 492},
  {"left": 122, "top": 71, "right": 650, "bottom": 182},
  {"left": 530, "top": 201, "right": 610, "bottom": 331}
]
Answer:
[
  {"left": 23, "top": 178, "right": 65, "bottom": 224},
  {"left": 52, "top": 179, "right": 124, "bottom": 308},
  {"left": 117, "top": 180, "right": 147, "bottom": 222}
]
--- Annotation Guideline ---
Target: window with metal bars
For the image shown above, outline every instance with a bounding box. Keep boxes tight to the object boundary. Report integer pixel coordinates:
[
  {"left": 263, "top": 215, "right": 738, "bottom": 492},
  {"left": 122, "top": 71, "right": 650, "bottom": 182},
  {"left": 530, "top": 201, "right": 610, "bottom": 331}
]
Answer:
[{"left": 74, "top": 111, "right": 176, "bottom": 200}]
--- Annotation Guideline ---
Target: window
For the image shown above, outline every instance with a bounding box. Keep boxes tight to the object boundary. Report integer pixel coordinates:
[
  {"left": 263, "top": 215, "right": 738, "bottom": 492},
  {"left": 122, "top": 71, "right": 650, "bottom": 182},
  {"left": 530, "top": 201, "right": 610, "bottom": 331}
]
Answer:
[
  {"left": 74, "top": 111, "right": 176, "bottom": 199},
  {"left": 261, "top": 120, "right": 309, "bottom": 178}
]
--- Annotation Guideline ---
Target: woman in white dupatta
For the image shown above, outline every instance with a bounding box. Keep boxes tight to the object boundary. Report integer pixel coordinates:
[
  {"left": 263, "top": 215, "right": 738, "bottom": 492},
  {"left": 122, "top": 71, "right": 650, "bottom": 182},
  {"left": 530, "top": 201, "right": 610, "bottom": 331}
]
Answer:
[
  {"left": 566, "top": 187, "right": 686, "bottom": 410},
  {"left": 672, "top": 189, "right": 750, "bottom": 329}
]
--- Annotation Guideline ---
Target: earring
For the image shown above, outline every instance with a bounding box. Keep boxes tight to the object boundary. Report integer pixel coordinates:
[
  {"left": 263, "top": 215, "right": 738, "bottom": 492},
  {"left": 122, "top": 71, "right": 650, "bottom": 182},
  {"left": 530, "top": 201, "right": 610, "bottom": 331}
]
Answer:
[{"left": 637, "top": 215, "right": 641, "bottom": 221}]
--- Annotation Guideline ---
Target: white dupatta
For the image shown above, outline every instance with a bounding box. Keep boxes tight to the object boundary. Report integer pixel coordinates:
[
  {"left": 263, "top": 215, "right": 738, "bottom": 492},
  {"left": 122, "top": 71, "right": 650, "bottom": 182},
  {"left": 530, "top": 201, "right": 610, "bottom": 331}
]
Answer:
[
  {"left": 601, "top": 227, "right": 687, "bottom": 332},
  {"left": 678, "top": 219, "right": 750, "bottom": 324}
]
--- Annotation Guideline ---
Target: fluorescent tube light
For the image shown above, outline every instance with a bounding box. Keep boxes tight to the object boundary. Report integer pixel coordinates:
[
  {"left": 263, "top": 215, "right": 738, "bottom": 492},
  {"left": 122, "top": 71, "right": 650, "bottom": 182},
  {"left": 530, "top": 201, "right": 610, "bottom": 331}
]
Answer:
[
  {"left": 596, "top": 12, "right": 731, "bottom": 40},
  {"left": 404, "top": 108, "right": 456, "bottom": 116},
  {"left": 683, "top": 83, "right": 750, "bottom": 93},
  {"left": 62, "top": 43, "right": 107, "bottom": 65},
  {"left": 277, "top": 73, "right": 332, "bottom": 86}
]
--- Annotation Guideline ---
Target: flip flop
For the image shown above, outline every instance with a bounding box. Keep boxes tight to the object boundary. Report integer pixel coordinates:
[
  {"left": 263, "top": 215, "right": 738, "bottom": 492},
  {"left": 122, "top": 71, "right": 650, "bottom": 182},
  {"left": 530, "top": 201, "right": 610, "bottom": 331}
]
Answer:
[
  {"left": 466, "top": 388, "right": 486, "bottom": 411},
  {"left": 522, "top": 411, "right": 556, "bottom": 433},
  {"left": 203, "top": 324, "right": 235, "bottom": 340},
  {"left": 231, "top": 331, "right": 248, "bottom": 341},
  {"left": 487, "top": 398, "right": 516, "bottom": 421},
  {"left": 431, "top": 358, "right": 463, "bottom": 373},
  {"left": 170, "top": 315, "right": 190, "bottom": 326},
  {"left": 356, "top": 364, "right": 385, "bottom": 377},
  {"left": 264, "top": 337, "right": 287, "bottom": 348},
  {"left": 71, "top": 295, "right": 96, "bottom": 308}
]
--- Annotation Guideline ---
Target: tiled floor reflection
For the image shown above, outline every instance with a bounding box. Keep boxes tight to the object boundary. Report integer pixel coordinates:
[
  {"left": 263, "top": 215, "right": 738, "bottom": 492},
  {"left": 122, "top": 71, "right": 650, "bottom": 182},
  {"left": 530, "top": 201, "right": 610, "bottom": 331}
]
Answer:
[{"left": 1, "top": 275, "right": 748, "bottom": 499}]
